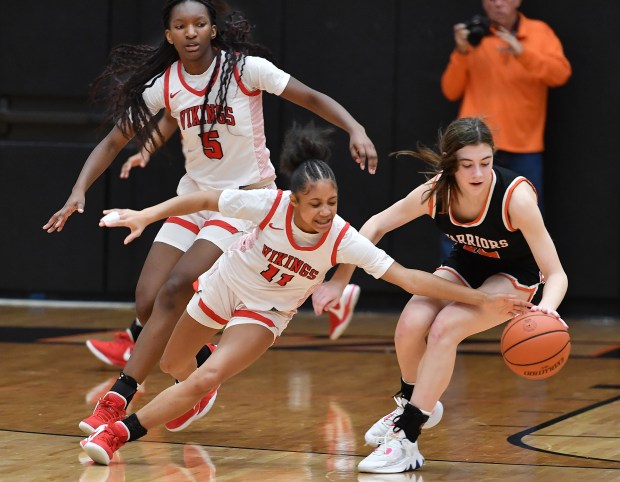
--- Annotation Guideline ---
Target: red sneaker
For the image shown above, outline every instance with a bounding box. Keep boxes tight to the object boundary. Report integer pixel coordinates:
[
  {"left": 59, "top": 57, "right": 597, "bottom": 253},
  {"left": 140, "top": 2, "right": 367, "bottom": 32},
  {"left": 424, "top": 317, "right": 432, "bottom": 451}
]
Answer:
[
  {"left": 164, "top": 386, "right": 219, "bottom": 432},
  {"left": 86, "top": 330, "right": 135, "bottom": 368},
  {"left": 80, "top": 392, "right": 127, "bottom": 435},
  {"left": 81, "top": 422, "right": 129, "bottom": 466},
  {"left": 327, "top": 284, "right": 361, "bottom": 340}
]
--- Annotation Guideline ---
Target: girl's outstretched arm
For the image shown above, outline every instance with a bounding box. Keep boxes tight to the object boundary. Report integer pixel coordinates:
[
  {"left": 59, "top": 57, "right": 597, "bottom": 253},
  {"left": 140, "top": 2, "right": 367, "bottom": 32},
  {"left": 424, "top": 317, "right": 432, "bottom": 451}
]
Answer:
[
  {"left": 43, "top": 125, "right": 133, "bottom": 233},
  {"left": 382, "top": 262, "right": 531, "bottom": 318},
  {"left": 100, "top": 189, "right": 223, "bottom": 245}
]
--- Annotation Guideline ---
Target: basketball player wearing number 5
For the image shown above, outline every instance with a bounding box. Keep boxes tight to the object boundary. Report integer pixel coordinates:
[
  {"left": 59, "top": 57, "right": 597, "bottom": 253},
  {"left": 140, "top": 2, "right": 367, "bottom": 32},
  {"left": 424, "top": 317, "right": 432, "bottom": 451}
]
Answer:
[{"left": 312, "top": 117, "right": 568, "bottom": 473}]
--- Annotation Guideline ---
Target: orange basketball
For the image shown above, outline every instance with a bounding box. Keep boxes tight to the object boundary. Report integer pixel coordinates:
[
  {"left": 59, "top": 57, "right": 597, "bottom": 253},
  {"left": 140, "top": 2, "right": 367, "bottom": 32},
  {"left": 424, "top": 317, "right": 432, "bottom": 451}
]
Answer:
[{"left": 501, "top": 312, "right": 570, "bottom": 380}]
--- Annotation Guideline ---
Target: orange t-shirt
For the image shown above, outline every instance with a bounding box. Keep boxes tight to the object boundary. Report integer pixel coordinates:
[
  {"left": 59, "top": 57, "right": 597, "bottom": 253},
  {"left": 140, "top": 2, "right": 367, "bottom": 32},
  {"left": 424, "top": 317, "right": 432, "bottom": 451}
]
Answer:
[{"left": 441, "top": 13, "right": 571, "bottom": 153}]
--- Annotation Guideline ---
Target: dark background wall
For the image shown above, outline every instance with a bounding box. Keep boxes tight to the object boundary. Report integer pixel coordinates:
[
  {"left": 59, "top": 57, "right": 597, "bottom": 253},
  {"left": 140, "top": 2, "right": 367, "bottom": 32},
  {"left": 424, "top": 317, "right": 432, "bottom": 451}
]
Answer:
[{"left": 0, "top": 0, "right": 618, "bottom": 315}]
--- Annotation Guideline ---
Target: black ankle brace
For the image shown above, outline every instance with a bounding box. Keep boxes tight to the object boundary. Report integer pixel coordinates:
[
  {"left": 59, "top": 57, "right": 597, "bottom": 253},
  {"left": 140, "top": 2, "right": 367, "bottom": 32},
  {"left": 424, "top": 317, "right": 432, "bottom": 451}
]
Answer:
[
  {"left": 393, "top": 403, "right": 429, "bottom": 443},
  {"left": 123, "top": 413, "right": 147, "bottom": 441},
  {"left": 400, "top": 378, "right": 414, "bottom": 401},
  {"left": 110, "top": 372, "right": 138, "bottom": 404},
  {"left": 129, "top": 319, "right": 143, "bottom": 342},
  {"left": 195, "top": 344, "right": 214, "bottom": 368}
]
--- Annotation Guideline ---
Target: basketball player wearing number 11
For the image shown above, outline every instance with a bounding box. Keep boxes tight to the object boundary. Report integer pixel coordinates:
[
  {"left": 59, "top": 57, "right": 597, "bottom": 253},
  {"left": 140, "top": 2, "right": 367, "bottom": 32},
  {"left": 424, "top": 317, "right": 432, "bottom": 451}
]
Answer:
[{"left": 312, "top": 117, "right": 568, "bottom": 473}]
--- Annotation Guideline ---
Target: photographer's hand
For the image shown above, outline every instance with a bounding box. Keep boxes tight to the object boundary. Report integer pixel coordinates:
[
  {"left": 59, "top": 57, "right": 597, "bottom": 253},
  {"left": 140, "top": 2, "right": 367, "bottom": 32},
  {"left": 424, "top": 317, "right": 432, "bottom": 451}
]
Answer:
[
  {"left": 494, "top": 26, "right": 523, "bottom": 55},
  {"left": 453, "top": 23, "right": 470, "bottom": 54}
]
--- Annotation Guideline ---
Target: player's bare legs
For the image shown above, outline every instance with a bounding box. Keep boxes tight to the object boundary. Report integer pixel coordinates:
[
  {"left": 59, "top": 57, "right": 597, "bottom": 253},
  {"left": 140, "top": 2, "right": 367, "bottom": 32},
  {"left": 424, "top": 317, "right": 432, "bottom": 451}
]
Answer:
[
  {"left": 85, "top": 242, "right": 183, "bottom": 367},
  {"left": 80, "top": 320, "right": 274, "bottom": 464},
  {"left": 411, "top": 275, "right": 529, "bottom": 412},
  {"left": 395, "top": 296, "right": 445, "bottom": 385},
  {"left": 80, "top": 240, "right": 224, "bottom": 434},
  {"left": 137, "top": 320, "right": 273, "bottom": 428},
  {"left": 134, "top": 242, "right": 185, "bottom": 325},
  {"left": 159, "top": 310, "right": 221, "bottom": 381},
  {"left": 123, "top": 239, "right": 223, "bottom": 383}
]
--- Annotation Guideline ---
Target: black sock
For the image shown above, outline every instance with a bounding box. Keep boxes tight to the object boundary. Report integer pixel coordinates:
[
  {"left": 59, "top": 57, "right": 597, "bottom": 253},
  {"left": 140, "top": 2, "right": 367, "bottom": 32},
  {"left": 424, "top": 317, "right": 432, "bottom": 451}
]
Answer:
[
  {"left": 400, "top": 378, "right": 415, "bottom": 401},
  {"left": 195, "top": 344, "right": 214, "bottom": 368},
  {"left": 122, "top": 413, "right": 147, "bottom": 441},
  {"left": 394, "top": 403, "right": 429, "bottom": 443},
  {"left": 128, "top": 319, "right": 143, "bottom": 342},
  {"left": 110, "top": 372, "right": 139, "bottom": 405}
]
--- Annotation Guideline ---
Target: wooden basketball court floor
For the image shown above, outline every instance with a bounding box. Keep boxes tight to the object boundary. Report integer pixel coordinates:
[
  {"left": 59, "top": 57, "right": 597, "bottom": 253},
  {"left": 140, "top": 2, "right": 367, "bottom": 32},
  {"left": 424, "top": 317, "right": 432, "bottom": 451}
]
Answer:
[{"left": 0, "top": 303, "right": 618, "bottom": 481}]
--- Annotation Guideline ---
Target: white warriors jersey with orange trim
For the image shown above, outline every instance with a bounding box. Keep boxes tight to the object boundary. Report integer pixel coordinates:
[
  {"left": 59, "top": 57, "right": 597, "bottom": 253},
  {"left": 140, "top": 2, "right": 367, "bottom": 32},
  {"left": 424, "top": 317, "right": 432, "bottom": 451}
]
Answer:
[
  {"left": 206, "top": 189, "right": 394, "bottom": 312},
  {"left": 142, "top": 51, "right": 290, "bottom": 191}
]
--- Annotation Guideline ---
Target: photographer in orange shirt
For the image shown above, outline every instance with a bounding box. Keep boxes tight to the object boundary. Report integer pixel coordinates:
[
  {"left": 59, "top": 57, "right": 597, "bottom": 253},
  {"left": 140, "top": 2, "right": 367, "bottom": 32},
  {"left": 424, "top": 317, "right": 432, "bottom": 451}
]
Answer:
[{"left": 441, "top": 0, "right": 571, "bottom": 214}]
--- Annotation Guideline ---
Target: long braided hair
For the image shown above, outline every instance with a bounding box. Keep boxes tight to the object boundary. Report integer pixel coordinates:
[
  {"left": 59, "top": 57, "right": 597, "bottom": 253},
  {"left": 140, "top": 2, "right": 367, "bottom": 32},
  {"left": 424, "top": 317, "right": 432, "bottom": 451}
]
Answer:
[{"left": 90, "top": 0, "right": 273, "bottom": 152}]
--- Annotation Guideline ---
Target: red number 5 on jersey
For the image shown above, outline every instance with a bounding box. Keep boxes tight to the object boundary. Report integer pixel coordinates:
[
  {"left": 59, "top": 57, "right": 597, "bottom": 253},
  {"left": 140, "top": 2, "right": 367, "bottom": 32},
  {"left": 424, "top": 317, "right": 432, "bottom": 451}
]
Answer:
[{"left": 199, "top": 130, "right": 224, "bottom": 159}]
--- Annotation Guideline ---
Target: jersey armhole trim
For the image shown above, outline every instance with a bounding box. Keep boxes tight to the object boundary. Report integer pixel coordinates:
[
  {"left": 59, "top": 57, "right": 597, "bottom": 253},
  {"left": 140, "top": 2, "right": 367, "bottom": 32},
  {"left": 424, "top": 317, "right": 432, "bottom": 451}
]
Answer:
[
  {"left": 258, "top": 190, "right": 283, "bottom": 230},
  {"left": 234, "top": 63, "right": 261, "bottom": 96},
  {"left": 331, "top": 222, "right": 351, "bottom": 266},
  {"left": 503, "top": 177, "right": 536, "bottom": 232},
  {"left": 164, "top": 66, "right": 172, "bottom": 112},
  {"left": 428, "top": 174, "right": 440, "bottom": 218}
]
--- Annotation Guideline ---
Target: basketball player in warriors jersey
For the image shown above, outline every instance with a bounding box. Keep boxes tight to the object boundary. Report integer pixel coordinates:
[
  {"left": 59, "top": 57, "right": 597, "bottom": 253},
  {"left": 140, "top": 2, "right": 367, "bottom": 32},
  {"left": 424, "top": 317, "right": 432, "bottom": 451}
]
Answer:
[
  {"left": 43, "top": 0, "right": 374, "bottom": 434},
  {"left": 79, "top": 122, "right": 530, "bottom": 466},
  {"left": 313, "top": 117, "right": 568, "bottom": 473}
]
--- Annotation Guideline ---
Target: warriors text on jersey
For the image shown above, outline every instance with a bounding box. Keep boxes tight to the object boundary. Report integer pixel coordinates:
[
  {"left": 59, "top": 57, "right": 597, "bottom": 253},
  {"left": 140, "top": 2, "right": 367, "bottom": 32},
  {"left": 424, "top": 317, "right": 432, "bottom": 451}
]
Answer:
[
  {"left": 200, "top": 189, "right": 394, "bottom": 312},
  {"left": 430, "top": 166, "right": 536, "bottom": 262},
  {"left": 142, "top": 51, "right": 290, "bottom": 192}
]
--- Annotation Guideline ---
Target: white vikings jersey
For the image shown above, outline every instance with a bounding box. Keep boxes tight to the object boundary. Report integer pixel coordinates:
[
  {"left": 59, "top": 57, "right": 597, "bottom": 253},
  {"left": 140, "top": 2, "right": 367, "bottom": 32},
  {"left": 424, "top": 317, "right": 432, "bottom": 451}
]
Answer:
[
  {"left": 205, "top": 189, "right": 394, "bottom": 312},
  {"left": 142, "top": 51, "right": 290, "bottom": 192}
]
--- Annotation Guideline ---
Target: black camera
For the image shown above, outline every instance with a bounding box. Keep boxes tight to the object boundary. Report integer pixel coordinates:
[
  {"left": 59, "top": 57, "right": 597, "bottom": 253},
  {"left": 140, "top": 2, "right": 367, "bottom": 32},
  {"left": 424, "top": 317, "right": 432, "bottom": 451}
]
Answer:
[{"left": 464, "top": 15, "right": 491, "bottom": 47}]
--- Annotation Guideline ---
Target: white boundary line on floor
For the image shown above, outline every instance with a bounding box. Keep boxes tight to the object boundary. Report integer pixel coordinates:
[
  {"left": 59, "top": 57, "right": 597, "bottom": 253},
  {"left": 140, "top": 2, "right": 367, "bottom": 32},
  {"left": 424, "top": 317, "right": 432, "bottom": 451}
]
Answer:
[{"left": 0, "top": 298, "right": 135, "bottom": 309}]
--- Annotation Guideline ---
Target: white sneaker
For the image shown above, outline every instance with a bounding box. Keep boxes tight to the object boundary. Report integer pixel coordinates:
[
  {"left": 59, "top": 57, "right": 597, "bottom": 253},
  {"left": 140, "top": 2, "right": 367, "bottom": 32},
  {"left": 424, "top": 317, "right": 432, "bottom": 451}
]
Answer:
[
  {"left": 328, "top": 284, "right": 361, "bottom": 340},
  {"left": 358, "top": 429, "right": 424, "bottom": 473},
  {"left": 364, "top": 397, "right": 443, "bottom": 447}
]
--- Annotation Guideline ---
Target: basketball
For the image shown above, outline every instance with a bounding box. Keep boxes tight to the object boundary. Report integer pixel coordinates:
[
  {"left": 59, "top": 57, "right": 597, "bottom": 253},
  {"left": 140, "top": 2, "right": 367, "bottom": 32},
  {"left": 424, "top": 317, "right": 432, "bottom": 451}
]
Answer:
[{"left": 501, "top": 312, "right": 570, "bottom": 380}]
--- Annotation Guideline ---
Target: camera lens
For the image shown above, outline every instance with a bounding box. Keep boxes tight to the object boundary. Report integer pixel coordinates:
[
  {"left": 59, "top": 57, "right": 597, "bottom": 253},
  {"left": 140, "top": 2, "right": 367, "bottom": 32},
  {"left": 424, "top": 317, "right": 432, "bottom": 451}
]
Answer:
[
  {"left": 468, "top": 27, "right": 486, "bottom": 46},
  {"left": 465, "top": 15, "right": 491, "bottom": 47}
]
